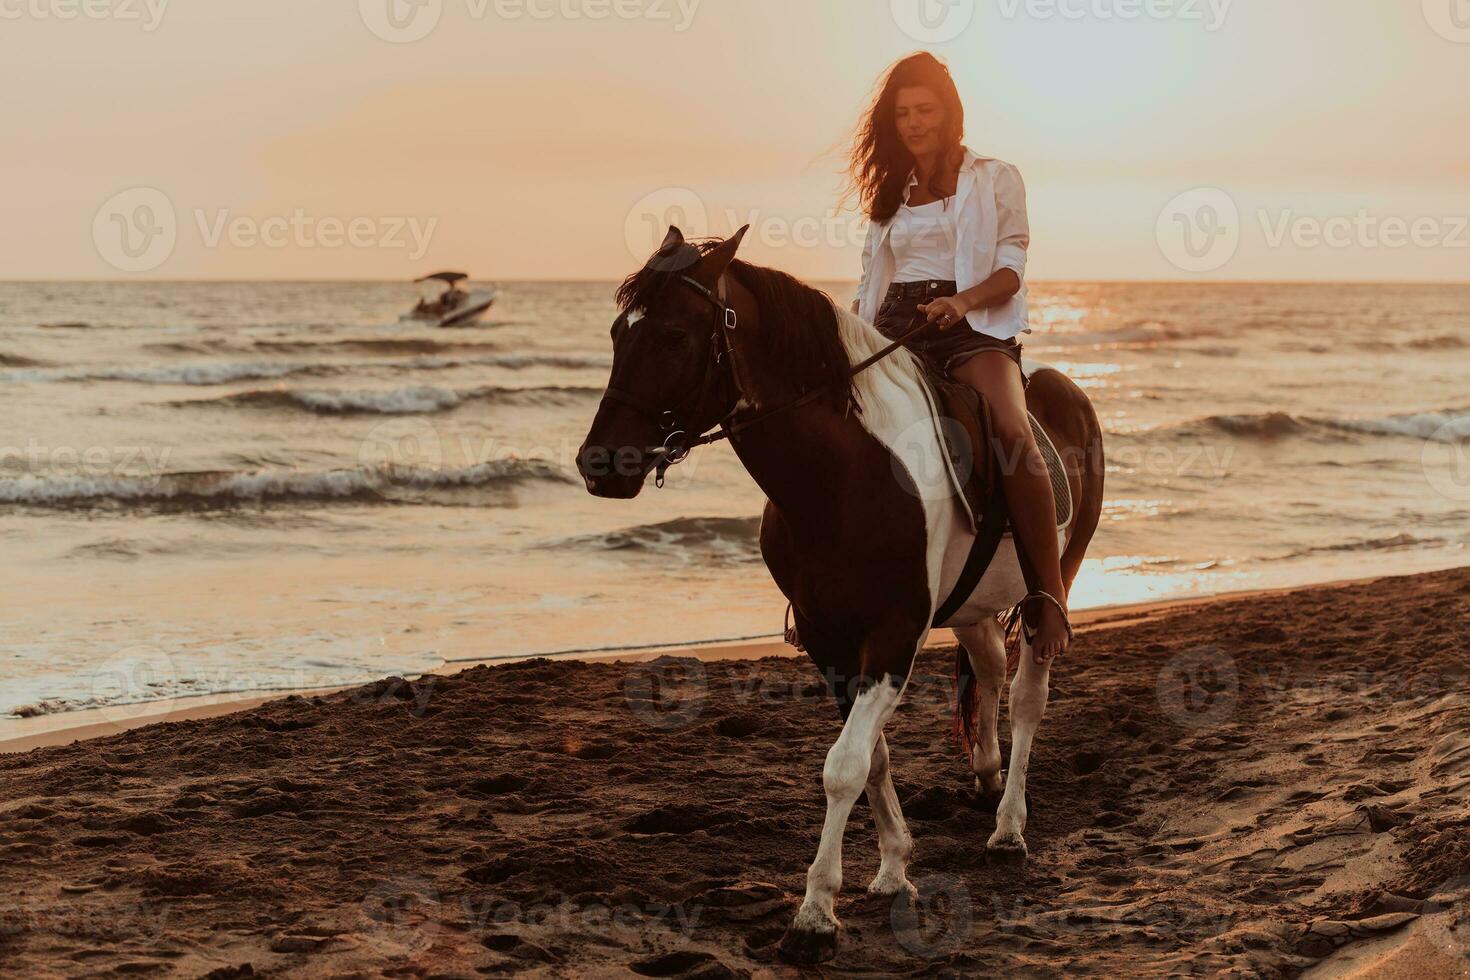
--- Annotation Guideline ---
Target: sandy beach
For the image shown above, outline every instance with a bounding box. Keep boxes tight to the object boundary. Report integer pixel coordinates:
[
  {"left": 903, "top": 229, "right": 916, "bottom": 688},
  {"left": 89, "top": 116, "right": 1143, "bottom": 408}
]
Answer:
[{"left": 2, "top": 567, "right": 1466, "bottom": 977}]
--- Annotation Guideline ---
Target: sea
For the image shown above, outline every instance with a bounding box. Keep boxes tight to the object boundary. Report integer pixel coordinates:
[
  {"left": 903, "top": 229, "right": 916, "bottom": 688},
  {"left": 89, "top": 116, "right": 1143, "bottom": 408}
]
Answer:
[{"left": 1, "top": 280, "right": 1466, "bottom": 725}]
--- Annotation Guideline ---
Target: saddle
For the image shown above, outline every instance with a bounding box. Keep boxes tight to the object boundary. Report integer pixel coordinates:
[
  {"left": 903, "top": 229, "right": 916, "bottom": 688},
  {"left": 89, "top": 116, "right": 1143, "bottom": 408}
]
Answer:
[{"left": 916, "top": 374, "right": 1073, "bottom": 537}]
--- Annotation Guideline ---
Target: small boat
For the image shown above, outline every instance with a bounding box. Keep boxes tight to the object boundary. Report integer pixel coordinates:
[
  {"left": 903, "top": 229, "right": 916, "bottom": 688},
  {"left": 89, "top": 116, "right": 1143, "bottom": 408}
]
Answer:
[{"left": 402, "top": 272, "right": 497, "bottom": 328}]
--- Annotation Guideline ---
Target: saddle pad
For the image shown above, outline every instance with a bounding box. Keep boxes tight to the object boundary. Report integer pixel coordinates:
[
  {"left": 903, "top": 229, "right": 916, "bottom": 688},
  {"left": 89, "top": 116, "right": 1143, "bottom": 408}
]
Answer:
[{"left": 916, "top": 376, "right": 1073, "bottom": 536}]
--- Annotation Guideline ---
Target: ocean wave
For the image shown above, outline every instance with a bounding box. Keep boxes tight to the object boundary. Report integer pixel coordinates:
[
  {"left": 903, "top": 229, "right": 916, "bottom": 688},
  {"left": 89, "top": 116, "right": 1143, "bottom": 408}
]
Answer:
[
  {"left": 0, "top": 459, "right": 572, "bottom": 510},
  {"left": 1266, "top": 533, "right": 1446, "bottom": 562},
  {"left": 4, "top": 351, "right": 611, "bottom": 386},
  {"left": 178, "top": 383, "right": 603, "bottom": 415},
  {"left": 251, "top": 338, "right": 500, "bottom": 357},
  {"left": 223, "top": 386, "right": 466, "bottom": 415},
  {"left": 541, "top": 515, "right": 763, "bottom": 562},
  {"left": 484, "top": 353, "right": 612, "bottom": 371},
  {"left": 1150, "top": 408, "right": 1470, "bottom": 444},
  {"left": 1404, "top": 334, "right": 1467, "bottom": 351},
  {"left": 0, "top": 361, "right": 329, "bottom": 386},
  {"left": 1353, "top": 334, "right": 1467, "bottom": 353},
  {"left": 1322, "top": 410, "right": 1470, "bottom": 443}
]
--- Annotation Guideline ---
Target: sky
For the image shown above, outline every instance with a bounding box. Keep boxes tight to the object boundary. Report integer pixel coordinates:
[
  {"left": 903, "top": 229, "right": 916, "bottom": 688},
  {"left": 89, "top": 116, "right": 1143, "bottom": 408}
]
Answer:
[{"left": 2, "top": 0, "right": 1467, "bottom": 281}]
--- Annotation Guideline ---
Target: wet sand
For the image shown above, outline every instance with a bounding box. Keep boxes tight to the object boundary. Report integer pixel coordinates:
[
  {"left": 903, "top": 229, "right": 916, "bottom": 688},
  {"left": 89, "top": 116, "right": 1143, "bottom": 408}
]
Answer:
[{"left": 1, "top": 568, "right": 1467, "bottom": 976}]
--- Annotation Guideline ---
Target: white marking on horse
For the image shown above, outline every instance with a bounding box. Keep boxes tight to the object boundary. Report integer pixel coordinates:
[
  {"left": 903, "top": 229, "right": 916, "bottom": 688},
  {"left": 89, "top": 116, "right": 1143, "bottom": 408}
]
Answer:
[{"left": 790, "top": 675, "right": 908, "bottom": 937}]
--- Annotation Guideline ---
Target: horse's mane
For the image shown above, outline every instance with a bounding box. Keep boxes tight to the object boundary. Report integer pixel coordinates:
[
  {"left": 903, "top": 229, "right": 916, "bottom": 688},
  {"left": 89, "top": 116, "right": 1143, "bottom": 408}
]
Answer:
[{"left": 616, "top": 241, "right": 924, "bottom": 425}]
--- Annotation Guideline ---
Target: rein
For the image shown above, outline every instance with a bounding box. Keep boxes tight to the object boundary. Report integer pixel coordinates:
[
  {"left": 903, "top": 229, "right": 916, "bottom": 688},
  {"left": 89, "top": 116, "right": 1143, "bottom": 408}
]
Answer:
[{"left": 634, "top": 274, "right": 932, "bottom": 487}]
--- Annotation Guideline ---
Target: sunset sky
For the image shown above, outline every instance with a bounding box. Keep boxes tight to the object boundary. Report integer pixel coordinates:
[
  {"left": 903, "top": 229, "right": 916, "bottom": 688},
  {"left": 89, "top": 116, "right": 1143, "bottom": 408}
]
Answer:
[{"left": 3, "top": 0, "right": 1467, "bottom": 281}]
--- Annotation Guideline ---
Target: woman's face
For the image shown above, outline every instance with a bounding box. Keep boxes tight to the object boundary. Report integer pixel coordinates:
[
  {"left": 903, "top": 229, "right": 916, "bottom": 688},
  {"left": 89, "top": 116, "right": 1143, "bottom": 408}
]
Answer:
[{"left": 894, "top": 85, "right": 946, "bottom": 158}]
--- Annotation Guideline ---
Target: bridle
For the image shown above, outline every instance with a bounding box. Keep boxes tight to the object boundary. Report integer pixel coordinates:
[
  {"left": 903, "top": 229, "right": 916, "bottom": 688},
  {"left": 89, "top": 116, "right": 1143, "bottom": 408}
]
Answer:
[{"left": 601, "top": 273, "right": 932, "bottom": 488}]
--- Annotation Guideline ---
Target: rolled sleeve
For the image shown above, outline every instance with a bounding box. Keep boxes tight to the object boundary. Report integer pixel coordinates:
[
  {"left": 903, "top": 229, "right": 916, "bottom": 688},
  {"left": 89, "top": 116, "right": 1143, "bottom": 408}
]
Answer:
[{"left": 992, "top": 162, "right": 1030, "bottom": 281}]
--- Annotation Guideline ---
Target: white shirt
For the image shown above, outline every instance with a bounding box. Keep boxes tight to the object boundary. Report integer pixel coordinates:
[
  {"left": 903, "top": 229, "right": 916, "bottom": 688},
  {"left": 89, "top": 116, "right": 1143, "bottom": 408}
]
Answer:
[
  {"left": 890, "top": 199, "right": 958, "bottom": 282},
  {"left": 856, "top": 148, "right": 1031, "bottom": 341}
]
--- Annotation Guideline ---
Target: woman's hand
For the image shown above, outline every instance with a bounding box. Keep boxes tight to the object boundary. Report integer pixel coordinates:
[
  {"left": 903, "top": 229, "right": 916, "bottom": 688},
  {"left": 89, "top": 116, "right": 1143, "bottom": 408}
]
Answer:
[{"left": 917, "top": 295, "right": 970, "bottom": 330}]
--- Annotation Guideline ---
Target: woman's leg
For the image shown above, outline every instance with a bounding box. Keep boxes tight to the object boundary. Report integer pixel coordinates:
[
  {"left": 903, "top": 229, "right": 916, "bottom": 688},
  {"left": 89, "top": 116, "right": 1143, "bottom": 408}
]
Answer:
[{"left": 950, "top": 351, "right": 1071, "bottom": 661}]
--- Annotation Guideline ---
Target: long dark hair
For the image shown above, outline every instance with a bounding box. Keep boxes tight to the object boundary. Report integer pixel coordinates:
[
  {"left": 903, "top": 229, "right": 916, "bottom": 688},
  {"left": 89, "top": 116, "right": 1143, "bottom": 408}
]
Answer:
[{"left": 848, "top": 52, "right": 966, "bottom": 225}]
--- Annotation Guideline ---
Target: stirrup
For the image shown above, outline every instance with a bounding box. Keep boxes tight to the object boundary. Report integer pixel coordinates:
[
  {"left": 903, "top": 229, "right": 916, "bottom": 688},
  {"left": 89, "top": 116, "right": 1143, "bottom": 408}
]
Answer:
[{"left": 1019, "top": 591, "right": 1073, "bottom": 651}]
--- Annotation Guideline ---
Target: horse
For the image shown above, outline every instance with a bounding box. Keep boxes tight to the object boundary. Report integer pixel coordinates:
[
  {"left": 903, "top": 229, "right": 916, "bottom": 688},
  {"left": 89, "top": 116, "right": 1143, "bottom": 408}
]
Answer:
[{"left": 577, "top": 225, "right": 1105, "bottom": 963}]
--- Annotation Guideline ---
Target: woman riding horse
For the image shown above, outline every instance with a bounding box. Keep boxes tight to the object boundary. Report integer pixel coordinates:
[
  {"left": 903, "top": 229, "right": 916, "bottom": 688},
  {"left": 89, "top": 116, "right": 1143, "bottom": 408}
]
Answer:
[{"left": 850, "top": 52, "right": 1073, "bottom": 661}]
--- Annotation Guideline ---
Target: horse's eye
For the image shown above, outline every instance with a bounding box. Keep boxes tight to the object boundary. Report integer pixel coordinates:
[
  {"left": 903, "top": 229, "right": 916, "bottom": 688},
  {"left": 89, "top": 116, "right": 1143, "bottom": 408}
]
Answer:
[{"left": 657, "top": 329, "right": 688, "bottom": 350}]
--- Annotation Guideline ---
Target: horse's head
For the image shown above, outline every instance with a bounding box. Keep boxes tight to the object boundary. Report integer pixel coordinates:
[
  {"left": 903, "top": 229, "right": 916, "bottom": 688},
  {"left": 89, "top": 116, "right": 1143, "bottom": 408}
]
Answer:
[{"left": 578, "top": 225, "right": 749, "bottom": 498}]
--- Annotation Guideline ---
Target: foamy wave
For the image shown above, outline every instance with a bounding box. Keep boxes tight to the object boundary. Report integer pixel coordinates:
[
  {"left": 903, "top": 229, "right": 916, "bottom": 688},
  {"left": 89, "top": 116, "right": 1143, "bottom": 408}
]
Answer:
[
  {"left": 0, "top": 459, "right": 572, "bottom": 510},
  {"left": 0, "top": 361, "right": 324, "bottom": 386},
  {"left": 1323, "top": 410, "right": 1470, "bottom": 443},
  {"left": 279, "top": 386, "right": 463, "bottom": 415}
]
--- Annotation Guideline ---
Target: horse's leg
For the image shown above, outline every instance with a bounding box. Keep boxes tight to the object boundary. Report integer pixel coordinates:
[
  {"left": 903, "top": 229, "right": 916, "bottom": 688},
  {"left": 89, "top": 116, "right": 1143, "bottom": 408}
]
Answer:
[
  {"left": 780, "top": 667, "right": 908, "bottom": 962},
  {"left": 987, "top": 631, "right": 1049, "bottom": 864},
  {"left": 863, "top": 731, "right": 915, "bottom": 898},
  {"left": 955, "top": 621, "right": 1007, "bottom": 798}
]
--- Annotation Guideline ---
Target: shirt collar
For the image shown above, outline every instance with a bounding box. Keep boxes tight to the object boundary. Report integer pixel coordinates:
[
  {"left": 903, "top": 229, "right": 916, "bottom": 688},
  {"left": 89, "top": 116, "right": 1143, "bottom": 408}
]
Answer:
[{"left": 904, "top": 146, "right": 986, "bottom": 199}]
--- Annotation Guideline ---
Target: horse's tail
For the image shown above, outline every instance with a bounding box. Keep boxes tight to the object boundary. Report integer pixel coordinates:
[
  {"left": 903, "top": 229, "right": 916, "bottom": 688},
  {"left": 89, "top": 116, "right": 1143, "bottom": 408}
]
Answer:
[{"left": 951, "top": 645, "right": 981, "bottom": 757}]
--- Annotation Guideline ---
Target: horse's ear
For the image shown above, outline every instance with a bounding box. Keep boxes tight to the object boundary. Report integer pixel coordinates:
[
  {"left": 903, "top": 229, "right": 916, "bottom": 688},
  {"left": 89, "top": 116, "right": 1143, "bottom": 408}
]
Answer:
[
  {"left": 658, "top": 225, "right": 685, "bottom": 256},
  {"left": 647, "top": 225, "right": 696, "bottom": 272},
  {"left": 692, "top": 224, "right": 749, "bottom": 286}
]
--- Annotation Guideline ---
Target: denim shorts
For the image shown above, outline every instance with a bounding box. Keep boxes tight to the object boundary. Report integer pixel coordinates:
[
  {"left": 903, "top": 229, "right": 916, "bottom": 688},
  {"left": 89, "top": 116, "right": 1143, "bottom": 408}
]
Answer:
[{"left": 875, "top": 280, "right": 1024, "bottom": 382}]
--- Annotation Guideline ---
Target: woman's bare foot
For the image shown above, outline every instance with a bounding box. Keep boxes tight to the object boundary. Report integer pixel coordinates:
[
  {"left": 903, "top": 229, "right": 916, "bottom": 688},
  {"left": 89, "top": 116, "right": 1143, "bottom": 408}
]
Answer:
[{"left": 1032, "top": 600, "right": 1071, "bottom": 663}]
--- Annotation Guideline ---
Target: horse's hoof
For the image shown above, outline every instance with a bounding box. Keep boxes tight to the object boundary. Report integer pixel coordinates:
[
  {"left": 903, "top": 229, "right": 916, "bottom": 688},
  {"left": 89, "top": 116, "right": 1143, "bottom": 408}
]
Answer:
[
  {"left": 777, "top": 925, "right": 838, "bottom": 964},
  {"left": 866, "top": 874, "right": 917, "bottom": 901},
  {"left": 985, "top": 836, "right": 1028, "bottom": 867}
]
